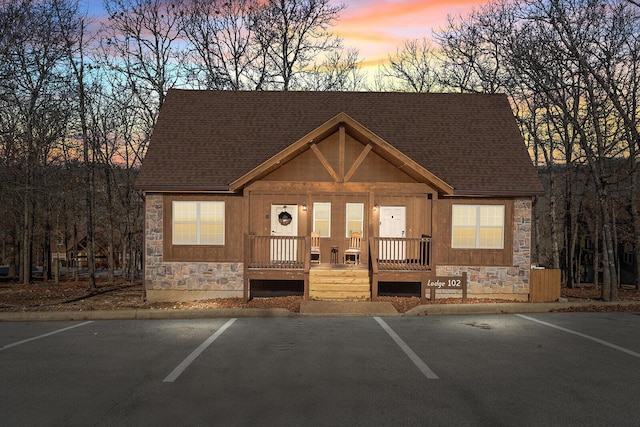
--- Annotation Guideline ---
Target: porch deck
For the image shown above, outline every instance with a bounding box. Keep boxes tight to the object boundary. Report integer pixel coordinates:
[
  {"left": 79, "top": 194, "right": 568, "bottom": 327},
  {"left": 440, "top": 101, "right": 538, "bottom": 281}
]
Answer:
[{"left": 243, "top": 235, "right": 432, "bottom": 302}]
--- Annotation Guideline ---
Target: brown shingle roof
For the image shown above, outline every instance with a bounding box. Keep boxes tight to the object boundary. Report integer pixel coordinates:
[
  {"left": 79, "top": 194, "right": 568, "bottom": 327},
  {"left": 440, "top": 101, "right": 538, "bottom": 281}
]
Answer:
[{"left": 135, "top": 89, "right": 543, "bottom": 196}]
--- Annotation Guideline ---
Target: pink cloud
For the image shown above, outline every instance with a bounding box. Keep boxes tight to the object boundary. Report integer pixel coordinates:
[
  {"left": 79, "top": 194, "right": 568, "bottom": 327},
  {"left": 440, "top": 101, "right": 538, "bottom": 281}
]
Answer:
[{"left": 332, "top": 0, "right": 489, "bottom": 65}]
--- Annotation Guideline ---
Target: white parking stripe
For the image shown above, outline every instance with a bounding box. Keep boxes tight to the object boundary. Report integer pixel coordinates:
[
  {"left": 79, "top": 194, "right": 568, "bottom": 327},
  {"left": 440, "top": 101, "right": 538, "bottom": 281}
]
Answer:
[
  {"left": 0, "top": 321, "right": 94, "bottom": 351},
  {"left": 516, "top": 314, "right": 640, "bottom": 359},
  {"left": 374, "top": 317, "right": 439, "bottom": 379},
  {"left": 163, "top": 318, "right": 237, "bottom": 383}
]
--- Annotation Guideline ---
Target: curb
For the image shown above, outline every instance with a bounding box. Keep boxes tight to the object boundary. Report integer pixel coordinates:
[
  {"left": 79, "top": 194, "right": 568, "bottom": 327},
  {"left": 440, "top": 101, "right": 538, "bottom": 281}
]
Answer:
[
  {"left": 0, "top": 308, "right": 295, "bottom": 322},
  {"left": 1, "top": 301, "right": 639, "bottom": 322},
  {"left": 299, "top": 300, "right": 400, "bottom": 317},
  {"left": 405, "top": 300, "right": 640, "bottom": 316}
]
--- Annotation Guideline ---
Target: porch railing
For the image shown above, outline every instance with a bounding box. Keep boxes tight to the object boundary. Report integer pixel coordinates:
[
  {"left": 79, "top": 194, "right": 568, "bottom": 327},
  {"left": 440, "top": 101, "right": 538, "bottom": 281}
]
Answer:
[
  {"left": 371, "top": 236, "right": 432, "bottom": 271},
  {"left": 245, "top": 235, "right": 309, "bottom": 269},
  {"left": 245, "top": 235, "right": 430, "bottom": 271}
]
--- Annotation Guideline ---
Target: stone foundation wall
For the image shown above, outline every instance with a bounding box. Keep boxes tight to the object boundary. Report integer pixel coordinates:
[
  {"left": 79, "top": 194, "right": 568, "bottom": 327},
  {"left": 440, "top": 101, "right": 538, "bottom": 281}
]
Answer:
[
  {"left": 146, "top": 262, "right": 243, "bottom": 292},
  {"left": 436, "top": 199, "right": 532, "bottom": 300},
  {"left": 144, "top": 194, "right": 243, "bottom": 301}
]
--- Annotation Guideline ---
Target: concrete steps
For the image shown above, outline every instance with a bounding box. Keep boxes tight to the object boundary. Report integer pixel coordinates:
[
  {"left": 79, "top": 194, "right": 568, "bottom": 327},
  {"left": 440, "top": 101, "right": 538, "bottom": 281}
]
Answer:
[{"left": 309, "top": 268, "right": 370, "bottom": 300}]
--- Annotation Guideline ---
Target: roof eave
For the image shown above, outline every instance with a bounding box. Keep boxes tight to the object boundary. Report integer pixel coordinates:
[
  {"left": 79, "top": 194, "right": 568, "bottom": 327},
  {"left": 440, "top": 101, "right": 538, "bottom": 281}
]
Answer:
[
  {"left": 137, "top": 184, "right": 234, "bottom": 194},
  {"left": 446, "top": 188, "right": 545, "bottom": 197}
]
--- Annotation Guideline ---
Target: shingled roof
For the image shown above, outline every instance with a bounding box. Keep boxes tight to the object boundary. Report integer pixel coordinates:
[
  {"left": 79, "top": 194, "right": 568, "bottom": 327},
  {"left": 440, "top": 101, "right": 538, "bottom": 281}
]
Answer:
[{"left": 135, "top": 89, "right": 543, "bottom": 196}]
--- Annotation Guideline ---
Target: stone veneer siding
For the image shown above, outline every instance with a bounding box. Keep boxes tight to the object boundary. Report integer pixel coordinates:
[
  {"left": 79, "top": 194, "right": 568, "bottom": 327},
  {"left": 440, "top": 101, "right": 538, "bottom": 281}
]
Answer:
[
  {"left": 435, "top": 199, "right": 532, "bottom": 300},
  {"left": 144, "top": 194, "right": 243, "bottom": 299}
]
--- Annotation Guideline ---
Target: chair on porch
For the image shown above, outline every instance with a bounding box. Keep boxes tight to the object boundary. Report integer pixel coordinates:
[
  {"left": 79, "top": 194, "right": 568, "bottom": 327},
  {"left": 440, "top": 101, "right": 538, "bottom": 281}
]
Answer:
[
  {"left": 310, "top": 231, "right": 321, "bottom": 264},
  {"left": 343, "top": 232, "right": 361, "bottom": 265}
]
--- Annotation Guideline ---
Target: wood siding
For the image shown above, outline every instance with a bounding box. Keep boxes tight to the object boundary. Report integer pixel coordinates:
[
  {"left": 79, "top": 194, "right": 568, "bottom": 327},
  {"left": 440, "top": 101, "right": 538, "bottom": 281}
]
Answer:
[
  {"left": 244, "top": 124, "right": 439, "bottom": 268},
  {"left": 375, "top": 194, "right": 433, "bottom": 238},
  {"left": 159, "top": 123, "right": 516, "bottom": 273},
  {"left": 163, "top": 194, "right": 244, "bottom": 262},
  {"left": 433, "top": 198, "right": 514, "bottom": 266},
  {"left": 246, "top": 181, "right": 435, "bottom": 266},
  {"left": 262, "top": 130, "right": 417, "bottom": 184}
]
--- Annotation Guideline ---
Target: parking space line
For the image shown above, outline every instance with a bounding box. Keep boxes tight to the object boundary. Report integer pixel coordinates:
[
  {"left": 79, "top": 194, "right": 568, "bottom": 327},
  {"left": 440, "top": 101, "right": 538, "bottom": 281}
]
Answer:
[
  {"left": 0, "top": 321, "right": 94, "bottom": 351},
  {"left": 516, "top": 314, "right": 640, "bottom": 359},
  {"left": 374, "top": 317, "right": 439, "bottom": 379},
  {"left": 163, "top": 318, "right": 237, "bottom": 383}
]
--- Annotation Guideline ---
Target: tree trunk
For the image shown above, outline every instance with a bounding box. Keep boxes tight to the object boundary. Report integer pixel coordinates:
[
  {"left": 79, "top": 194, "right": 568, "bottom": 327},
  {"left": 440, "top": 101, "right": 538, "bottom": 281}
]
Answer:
[
  {"left": 105, "top": 164, "right": 115, "bottom": 282},
  {"left": 8, "top": 235, "right": 18, "bottom": 279},
  {"left": 596, "top": 187, "right": 618, "bottom": 301},
  {"left": 73, "top": 221, "right": 79, "bottom": 282},
  {"left": 632, "top": 150, "right": 640, "bottom": 290},
  {"left": 593, "top": 220, "right": 599, "bottom": 291},
  {"left": 21, "top": 194, "right": 33, "bottom": 285},
  {"left": 565, "top": 162, "right": 576, "bottom": 288},
  {"left": 43, "top": 216, "right": 51, "bottom": 282},
  {"left": 85, "top": 158, "right": 96, "bottom": 291}
]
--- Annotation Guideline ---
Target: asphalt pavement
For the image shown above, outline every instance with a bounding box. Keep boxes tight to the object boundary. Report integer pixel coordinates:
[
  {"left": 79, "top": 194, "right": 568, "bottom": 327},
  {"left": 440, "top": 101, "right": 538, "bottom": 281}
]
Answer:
[{"left": 2, "top": 313, "right": 640, "bottom": 426}]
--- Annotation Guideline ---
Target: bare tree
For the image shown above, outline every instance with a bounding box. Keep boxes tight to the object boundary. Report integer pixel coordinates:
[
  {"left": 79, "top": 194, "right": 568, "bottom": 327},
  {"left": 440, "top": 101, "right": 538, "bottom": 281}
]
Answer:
[
  {"left": 435, "top": 1, "right": 517, "bottom": 94},
  {"left": 53, "top": 0, "right": 101, "bottom": 290},
  {"left": 301, "top": 48, "right": 364, "bottom": 91},
  {"left": 251, "top": 0, "right": 346, "bottom": 90},
  {"left": 180, "top": 0, "right": 267, "bottom": 90},
  {"left": 378, "top": 38, "right": 439, "bottom": 92},
  {"left": 88, "top": 66, "right": 145, "bottom": 283},
  {"left": 100, "top": 0, "right": 186, "bottom": 121},
  {"left": 549, "top": 0, "right": 640, "bottom": 291},
  {"left": 435, "top": 0, "right": 640, "bottom": 297},
  {"left": 527, "top": 0, "right": 640, "bottom": 299},
  {"left": 0, "top": 0, "right": 71, "bottom": 284}
]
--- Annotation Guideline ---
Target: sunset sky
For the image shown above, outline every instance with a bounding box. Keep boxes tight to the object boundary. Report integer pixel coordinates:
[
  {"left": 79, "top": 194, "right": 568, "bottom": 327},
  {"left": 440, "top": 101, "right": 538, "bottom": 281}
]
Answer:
[
  {"left": 335, "top": 0, "right": 489, "bottom": 67},
  {"left": 83, "top": 0, "right": 490, "bottom": 69}
]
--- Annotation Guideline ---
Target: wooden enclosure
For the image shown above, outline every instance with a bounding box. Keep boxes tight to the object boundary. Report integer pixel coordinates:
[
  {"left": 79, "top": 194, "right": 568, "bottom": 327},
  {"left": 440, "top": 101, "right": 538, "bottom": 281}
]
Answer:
[{"left": 529, "top": 269, "right": 561, "bottom": 302}]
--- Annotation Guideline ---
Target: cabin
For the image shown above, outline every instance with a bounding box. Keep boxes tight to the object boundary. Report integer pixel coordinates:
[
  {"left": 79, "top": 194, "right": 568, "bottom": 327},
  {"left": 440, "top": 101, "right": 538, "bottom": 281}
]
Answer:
[{"left": 135, "top": 90, "right": 544, "bottom": 303}]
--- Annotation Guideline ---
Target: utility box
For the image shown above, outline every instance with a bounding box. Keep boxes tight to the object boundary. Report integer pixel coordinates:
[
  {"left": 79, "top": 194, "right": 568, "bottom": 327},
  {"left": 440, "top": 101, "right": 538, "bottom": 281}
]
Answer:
[{"left": 530, "top": 268, "right": 561, "bottom": 302}]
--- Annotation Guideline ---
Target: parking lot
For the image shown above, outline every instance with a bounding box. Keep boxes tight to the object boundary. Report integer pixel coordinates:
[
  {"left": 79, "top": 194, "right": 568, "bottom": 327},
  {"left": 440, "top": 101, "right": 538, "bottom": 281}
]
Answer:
[{"left": 2, "top": 313, "right": 640, "bottom": 426}]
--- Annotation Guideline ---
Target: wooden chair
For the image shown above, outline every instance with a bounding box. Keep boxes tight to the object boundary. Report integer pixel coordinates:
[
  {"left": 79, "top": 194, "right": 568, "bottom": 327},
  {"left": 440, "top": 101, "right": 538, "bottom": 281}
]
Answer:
[
  {"left": 343, "top": 232, "right": 361, "bottom": 265},
  {"left": 310, "top": 231, "right": 321, "bottom": 264}
]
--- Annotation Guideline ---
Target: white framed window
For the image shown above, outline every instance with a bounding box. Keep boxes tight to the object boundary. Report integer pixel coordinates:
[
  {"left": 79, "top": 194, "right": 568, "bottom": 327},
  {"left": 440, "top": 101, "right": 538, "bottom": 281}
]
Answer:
[
  {"left": 452, "top": 204, "right": 504, "bottom": 249},
  {"left": 173, "top": 201, "right": 225, "bottom": 245},
  {"left": 346, "top": 203, "right": 364, "bottom": 237},
  {"left": 313, "top": 202, "right": 331, "bottom": 237}
]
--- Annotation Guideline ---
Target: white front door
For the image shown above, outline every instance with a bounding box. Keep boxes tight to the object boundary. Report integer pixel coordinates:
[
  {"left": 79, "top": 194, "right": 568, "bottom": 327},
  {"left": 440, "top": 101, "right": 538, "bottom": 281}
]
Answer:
[
  {"left": 271, "top": 205, "right": 298, "bottom": 262},
  {"left": 379, "top": 206, "right": 406, "bottom": 260}
]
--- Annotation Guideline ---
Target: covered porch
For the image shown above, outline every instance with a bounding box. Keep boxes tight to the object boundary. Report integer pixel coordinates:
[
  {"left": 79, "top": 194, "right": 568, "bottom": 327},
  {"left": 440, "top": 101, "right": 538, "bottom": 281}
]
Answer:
[{"left": 243, "top": 235, "right": 432, "bottom": 302}]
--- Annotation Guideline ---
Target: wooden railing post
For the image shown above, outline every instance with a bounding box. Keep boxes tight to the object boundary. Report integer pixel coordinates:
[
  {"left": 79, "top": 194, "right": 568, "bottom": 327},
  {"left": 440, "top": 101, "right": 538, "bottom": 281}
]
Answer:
[
  {"left": 243, "top": 234, "right": 250, "bottom": 303},
  {"left": 303, "top": 236, "right": 310, "bottom": 300},
  {"left": 370, "top": 237, "right": 379, "bottom": 301}
]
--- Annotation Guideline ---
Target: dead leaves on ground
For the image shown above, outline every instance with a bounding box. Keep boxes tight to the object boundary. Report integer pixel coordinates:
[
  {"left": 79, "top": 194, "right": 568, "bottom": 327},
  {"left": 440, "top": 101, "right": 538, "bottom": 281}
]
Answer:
[{"left": 1, "top": 280, "right": 639, "bottom": 314}]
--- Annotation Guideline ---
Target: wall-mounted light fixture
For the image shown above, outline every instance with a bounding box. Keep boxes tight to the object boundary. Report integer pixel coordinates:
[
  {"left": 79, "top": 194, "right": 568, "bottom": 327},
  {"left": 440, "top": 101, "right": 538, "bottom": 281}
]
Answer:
[
  {"left": 302, "top": 202, "right": 307, "bottom": 211},
  {"left": 373, "top": 203, "right": 378, "bottom": 211}
]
